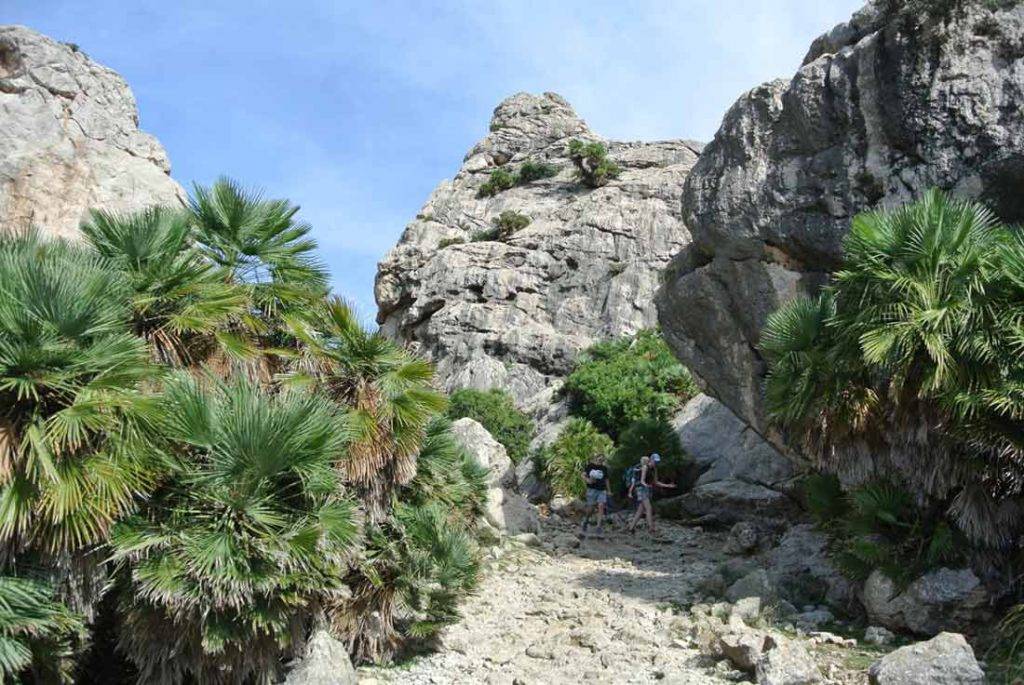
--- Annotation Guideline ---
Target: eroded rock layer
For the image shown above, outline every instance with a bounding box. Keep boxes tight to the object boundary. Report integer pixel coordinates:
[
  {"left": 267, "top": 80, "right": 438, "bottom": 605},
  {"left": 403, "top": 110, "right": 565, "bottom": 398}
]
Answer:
[
  {"left": 657, "top": 1, "right": 1024, "bottom": 434},
  {"left": 0, "top": 25, "right": 183, "bottom": 239},
  {"left": 376, "top": 92, "right": 701, "bottom": 405}
]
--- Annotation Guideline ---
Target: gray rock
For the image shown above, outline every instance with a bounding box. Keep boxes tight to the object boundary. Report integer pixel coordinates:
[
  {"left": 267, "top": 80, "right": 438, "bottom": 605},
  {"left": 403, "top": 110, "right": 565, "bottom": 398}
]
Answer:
[
  {"left": 673, "top": 394, "right": 794, "bottom": 488},
  {"left": 514, "top": 455, "right": 549, "bottom": 503},
  {"left": 0, "top": 26, "right": 183, "bottom": 240},
  {"left": 756, "top": 637, "right": 822, "bottom": 685},
  {"left": 719, "top": 627, "right": 770, "bottom": 673},
  {"left": 661, "top": 479, "right": 800, "bottom": 527},
  {"left": 793, "top": 609, "right": 833, "bottom": 631},
  {"left": 657, "top": 2, "right": 1024, "bottom": 436},
  {"left": 730, "top": 597, "right": 762, "bottom": 626},
  {"left": 724, "top": 521, "right": 760, "bottom": 555},
  {"left": 864, "top": 626, "right": 895, "bottom": 647},
  {"left": 765, "top": 524, "right": 853, "bottom": 610},
  {"left": 376, "top": 91, "right": 703, "bottom": 413},
  {"left": 726, "top": 569, "right": 774, "bottom": 603},
  {"left": 862, "top": 568, "right": 991, "bottom": 636},
  {"left": 868, "top": 632, "right": 985, "bottom": 685},
  {"left": 284, "top": 630, "right": 357, "bottom": 685},
  {"left": 451, "top": 418, "right": 538, "bottom": 534}
]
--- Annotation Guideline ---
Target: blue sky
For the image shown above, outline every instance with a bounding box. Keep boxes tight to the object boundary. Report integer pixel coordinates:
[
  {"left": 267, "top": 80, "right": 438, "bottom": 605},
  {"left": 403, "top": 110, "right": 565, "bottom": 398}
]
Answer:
[{"left": 8, "top": 0, "right": 862, "bottom": 317}]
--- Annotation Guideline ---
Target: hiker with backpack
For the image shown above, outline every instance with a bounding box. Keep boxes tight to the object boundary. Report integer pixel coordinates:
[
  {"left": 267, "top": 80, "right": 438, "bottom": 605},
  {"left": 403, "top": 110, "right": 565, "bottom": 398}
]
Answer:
[
  {"left": 579, "top": 454, "right": 612, "bottom": 538},
  {"left": 626, "top": 453, "right": 676, "bottom": 536}
]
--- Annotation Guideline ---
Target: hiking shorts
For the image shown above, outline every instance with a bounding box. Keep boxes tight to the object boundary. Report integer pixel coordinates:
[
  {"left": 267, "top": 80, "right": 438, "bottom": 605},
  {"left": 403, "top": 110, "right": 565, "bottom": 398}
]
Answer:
[
  {"left": 585, "top": 488, "right": 608, "bottom": 506},
  {"left": 635, "top": 485, "right": 651, "bottom": 502}
]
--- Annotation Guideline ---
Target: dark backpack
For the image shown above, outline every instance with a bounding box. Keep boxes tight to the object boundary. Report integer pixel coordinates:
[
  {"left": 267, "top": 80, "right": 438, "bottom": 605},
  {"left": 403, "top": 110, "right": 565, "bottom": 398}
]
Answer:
[{"left": 623, "top": 463, "right": 641, "bottom": 490}]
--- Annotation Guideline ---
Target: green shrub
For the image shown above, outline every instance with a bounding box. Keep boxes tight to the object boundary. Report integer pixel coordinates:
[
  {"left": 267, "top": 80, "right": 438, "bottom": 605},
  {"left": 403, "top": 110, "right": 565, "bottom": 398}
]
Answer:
[
  {"left": 517, "top": 160, "right": 559, "bottom": 183},
  {"left": 563, "top": 329, "right": 698, "bottom": 439},
  {"left": 609, "top": 417, "right": 689, "bottom": 495},
  {"left": 540, "top": 418, "right": 614, "bottom": 499},
  {"left": 438, "top": 236, "right": 466, "bottom": 249},
  {"left": 568, "top": 139, "right": 621, "bottom": 188},
  {"left": 477, "top": 168, "right": 517, "bottom": 198},
  {"left": 762, "top": 189, "right": 1024, "bottom": 546},
  {"left": 989, "top": 604, "right": 1024, "bottom": 684},
  {"left": 801, "top": 477, "right": 963, "bottom": 586},
  {"left": 447, "top": 388, "right": 534, "bottom": 463},
  {"left": 470, "top": 227, "right": 500, "bottom": 242},
  {"left": 492, "top": 210, "right": 531, "bottom": 239}
]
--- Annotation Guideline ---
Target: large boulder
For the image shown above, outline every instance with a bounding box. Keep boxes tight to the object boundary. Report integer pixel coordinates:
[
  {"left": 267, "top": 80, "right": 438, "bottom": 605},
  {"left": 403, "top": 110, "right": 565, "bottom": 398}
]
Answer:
[
  {"left": 862, "top": 568, "right": 992, "bottom": 637},
  {"left": 756, "top": 636, "right": 823, "bottom": 685},
  {"left": 450, "top": 418, "right": 539, "bottom": 535},
  {"left": 661, "top": 394, "right": 800, "bottom": 527},
  {"left": 656, "top": 2, "right": 1024, "bottom": 436},
  {"left": 0, "top": 26, "right": 183, "bottom": 240},
  {"left": 375, "top": 91, "right": 702, "bottom": 410},
  {"left": 867, "top": 632, "right": 985, "bottom": 685},
  {"left": 765, "top": 524, "right": 853, "bottom": 610},
  {"left": 283, "top": 630, "right": 357, "bottom": 685}
]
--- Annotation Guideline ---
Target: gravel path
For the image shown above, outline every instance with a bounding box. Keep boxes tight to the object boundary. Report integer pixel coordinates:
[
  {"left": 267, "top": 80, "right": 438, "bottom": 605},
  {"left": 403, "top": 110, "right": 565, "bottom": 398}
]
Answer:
[{"left": 360, "top": 512, "right": 738, "bottom": 684}]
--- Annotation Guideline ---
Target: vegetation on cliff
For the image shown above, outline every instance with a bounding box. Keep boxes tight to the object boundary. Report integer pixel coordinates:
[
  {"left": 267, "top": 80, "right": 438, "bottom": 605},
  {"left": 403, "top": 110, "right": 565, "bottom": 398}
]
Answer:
[{"left": 447, "top": 388, "right": 534, "bottom": 463}]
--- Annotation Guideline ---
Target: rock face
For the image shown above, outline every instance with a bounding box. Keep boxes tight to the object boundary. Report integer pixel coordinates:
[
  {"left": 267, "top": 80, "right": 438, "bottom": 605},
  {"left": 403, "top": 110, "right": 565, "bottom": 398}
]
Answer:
[
  {"left": 376, "top": 92, "right": 701, "bottom": 408},
  {"left": 868, "top": 632, "right": 985, "bottom": 685},
  {"left": 450, "top": 418, "right": 539, "bottom": 535},
  {"left": 656, "top": 2, "right": 1024, "bottom": 434},
  {"left": 0, "top": 26, "right": 183, "bottom": 239},
  {"left": 862, "top": 568, "right": 991, "bottom": 637}
]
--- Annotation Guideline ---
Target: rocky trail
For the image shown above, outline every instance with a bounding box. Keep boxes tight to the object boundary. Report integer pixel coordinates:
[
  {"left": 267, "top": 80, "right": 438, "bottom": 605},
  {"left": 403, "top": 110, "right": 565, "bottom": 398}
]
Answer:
[{"left": 360, "top": 512, "right": 882, "bottom": 685}]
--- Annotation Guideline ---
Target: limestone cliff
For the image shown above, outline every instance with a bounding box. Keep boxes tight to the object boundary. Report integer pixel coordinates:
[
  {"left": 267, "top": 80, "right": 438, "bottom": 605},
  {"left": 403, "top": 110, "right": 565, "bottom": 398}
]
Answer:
[
  {"left": 376, "top": 92, "right": 701, "bottom": 407},
  {"left": 656, "top": 1, "right": 1024, "bottom": 435},
  {"left": 0, "top": 25, "right": 183, "bottom": 239}
]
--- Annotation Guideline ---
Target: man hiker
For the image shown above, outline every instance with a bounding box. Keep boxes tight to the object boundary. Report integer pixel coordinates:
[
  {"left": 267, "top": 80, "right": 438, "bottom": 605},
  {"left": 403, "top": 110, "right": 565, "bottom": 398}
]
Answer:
[
  {"left": 579, "top": 454, "right": 611, "bottom": 538},
  {"left": 626, "top": 453, "right": 676, "bottom": 537}
]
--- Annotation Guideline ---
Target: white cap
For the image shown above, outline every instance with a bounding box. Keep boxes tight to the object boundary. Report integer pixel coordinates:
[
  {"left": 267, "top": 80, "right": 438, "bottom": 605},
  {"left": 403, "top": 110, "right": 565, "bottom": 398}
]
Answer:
[{"left": 651, "top": 453, "right": 661, "bottom": 463}]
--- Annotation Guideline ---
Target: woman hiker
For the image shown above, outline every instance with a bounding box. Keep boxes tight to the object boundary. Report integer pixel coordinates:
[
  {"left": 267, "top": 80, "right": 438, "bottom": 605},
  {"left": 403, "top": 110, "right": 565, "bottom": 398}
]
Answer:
[
  {"left": 626, "top": 453, "right": 676, "bottom": 537},
  {"left": 579, "top": 454, "right": 612, "bottom": 539}
]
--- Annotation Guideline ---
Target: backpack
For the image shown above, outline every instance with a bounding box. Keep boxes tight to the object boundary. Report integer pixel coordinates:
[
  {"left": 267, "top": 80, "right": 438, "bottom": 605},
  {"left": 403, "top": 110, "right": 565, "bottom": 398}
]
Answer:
[{"left": 623, "top": 463, "right": 641, "bottom": 490}]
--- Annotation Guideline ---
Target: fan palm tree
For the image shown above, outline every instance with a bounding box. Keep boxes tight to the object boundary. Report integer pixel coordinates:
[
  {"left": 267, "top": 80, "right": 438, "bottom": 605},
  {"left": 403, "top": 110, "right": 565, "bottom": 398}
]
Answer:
[
  {"left": 336, "top": 419, "right": 485, "bottom": 664},
  {"left": 285, "top": 297, "right": 446, "bottom": 524},
  {"left": 762, "top": 189, "right": 1024, "bottom": 546},
  {"left": 0, "top": 575, "right": 84, "bottom": 683},
  {"left": 109, "top": 374, "right": 359, "bottom": 685},
  {"left": 80, "top": 207, "right": 248, "bottom": 367},
  {"left": 189, "top": 178, "right": 328, "bottom": 326},
  {"left": 0, "top": 230, "right": 161, "bottom": 561}
]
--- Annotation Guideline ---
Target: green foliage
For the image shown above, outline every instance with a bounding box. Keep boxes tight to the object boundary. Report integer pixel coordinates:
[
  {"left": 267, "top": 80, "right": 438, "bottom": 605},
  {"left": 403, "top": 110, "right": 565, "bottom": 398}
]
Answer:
[
  {"left": 189, "top": 177, "right": 329, "bottom": 322},
  {"left": 516, "top": 161, "right": 559, "bottom": 183},
  {"left": 110, "top": 374, "right": 358, "bottom": 684},
  {"left": 81, "top": 207, "right": 248, "bottom": 366},
  {"left": 568, "top": 139, "right": 621, "bottom": 188},
  {"left": 470, "top": 227, "right": 500, "bottom": 242},
  {"left": 0, "top": 230, "right": 161, "bottom": 557},
  {"left": 403, "top": 418, "right": 488, "bottom": 521},
  {"left": 437, "top": 236, "right": 466, "bottom": 249},
  {"left": 447, "top": 389, "right": 534, "bottom": 464},
  {"left": 763, "top": 189, "right": 1024, "bottom": 546},
  {"left": 609, "top": 417, "right": 687, "bottom": 494},
  {"left": 539, "top": 418, "right": 614, "bottom": 499},
  {"left": 990, "top": 603, "right": 1024, "bottom": 684},
  {"left": 476, "top": 168, "right": 517, "bottom": 198},
  {"left": 563, "top": 329, "right": 698, "bottom": 439},
  {"left": 476, "top": 161, "right": 559, "bottom": 198},
  {"left": 0, "top": 576, "right": 84, "bottom": 683},
  {"left": 802, "top": 477, "right": 962, "bottom": 585},
  {"left": 491, "top": 210, "right": 531, "bottom": 239}
]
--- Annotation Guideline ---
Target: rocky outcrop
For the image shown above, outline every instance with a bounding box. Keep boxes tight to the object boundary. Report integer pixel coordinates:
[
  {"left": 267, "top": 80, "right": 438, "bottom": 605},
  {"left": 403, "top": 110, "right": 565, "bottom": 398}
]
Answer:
[
  {"left": 376, "top": 92, "right": 701, "bottom": 408},
  {"left": 656, "top": 1, "right": 1024, "bottom": 434},
  {"left": 0, "top": 26, "right": 183, "bottom": 239},
  {"left": 868, "top": 632, "right": 985, "bottom": 685},
  {"left": 657, "top": 394, "right": 801, "bottom": 527},
  {"left": 450, "top": 418, "right": 539, "bottom": 535},
  {"left": 861, "top": 568, "right": 992, "bottom": 637}
]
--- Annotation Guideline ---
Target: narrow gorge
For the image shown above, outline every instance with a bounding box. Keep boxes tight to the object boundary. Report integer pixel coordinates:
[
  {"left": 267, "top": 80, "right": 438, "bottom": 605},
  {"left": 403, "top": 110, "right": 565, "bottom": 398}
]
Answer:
[{"left": 0, "top": 1, "right": 1022, "bottom": 683}]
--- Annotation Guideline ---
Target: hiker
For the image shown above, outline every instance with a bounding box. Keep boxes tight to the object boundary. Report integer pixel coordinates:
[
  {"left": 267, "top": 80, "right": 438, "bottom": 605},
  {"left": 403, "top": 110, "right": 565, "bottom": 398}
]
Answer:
[
  {"left": 579, "top": 454, "right": 612, "bottom": 538},
  {"left": 626, "top": 453, "right": 676, "bottom": 536}
]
